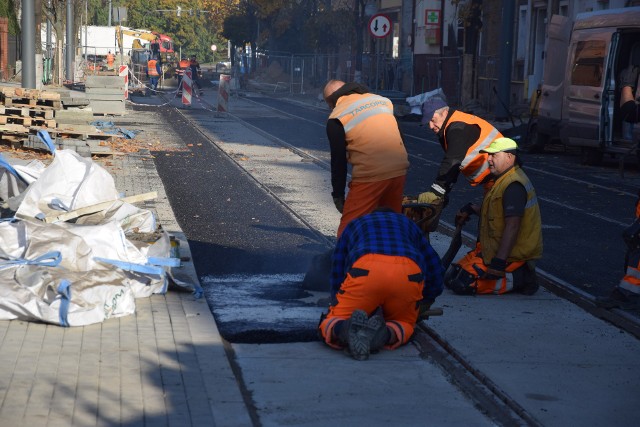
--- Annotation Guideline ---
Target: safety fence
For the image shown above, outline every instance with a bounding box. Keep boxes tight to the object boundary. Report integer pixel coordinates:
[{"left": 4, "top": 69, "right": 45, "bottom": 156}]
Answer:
[
  {"left": 247, "top": 51, "right": 465, "bottom": 106},
  {"left": 246, "top": 50, "right": 526, "bottom": 113},
  {"left": 249, "top": 52, "right": 415, "bottom": 95}
]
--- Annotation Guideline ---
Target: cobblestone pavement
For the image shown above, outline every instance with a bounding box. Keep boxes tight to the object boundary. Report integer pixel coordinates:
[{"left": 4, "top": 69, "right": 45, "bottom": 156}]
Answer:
[{"left": 0, "top": 106, "right": 252, "bottom": 427}]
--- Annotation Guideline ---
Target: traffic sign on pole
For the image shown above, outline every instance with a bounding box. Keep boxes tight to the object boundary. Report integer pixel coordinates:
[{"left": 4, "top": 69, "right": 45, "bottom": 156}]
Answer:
[{"left": 369, "top": 14, "right": 392, "bottom": 38}]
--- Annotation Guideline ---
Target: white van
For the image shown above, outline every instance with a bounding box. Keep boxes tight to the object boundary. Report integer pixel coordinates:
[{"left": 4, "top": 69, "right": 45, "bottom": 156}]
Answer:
[{"left": 528, "top": 7, "right": 640, "bottom": 165}]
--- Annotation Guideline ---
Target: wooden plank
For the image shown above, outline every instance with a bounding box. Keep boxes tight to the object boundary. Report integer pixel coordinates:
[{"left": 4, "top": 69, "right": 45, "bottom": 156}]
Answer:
[
  {"left": 0, "top": 86, "right": 61, "bottom": 101},
  {"left": 38, "top": 191, "right": 158, "bottom": 223},
  {"left": 0, "top": 115, "right": 32, "bottom": 126}
]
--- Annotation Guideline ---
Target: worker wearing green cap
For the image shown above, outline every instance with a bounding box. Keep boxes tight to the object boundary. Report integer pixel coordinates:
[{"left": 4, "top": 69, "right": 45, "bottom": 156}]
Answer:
[{"left": 445, "top": 137, "right": 543, "bottom": 296}]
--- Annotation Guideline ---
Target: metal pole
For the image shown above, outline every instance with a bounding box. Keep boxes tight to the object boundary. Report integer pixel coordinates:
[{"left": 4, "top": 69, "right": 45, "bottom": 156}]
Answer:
[
  {"left": 65, "top": 0, "right": 74, "bottom": 82},
  {"left": 21, "top": 0, "right": 36, "bottom": 89},
  {"left": 108, "top": 0, "right": 112, "bottom": 26},
  {"left": 84, "top": 0, "right": 88, "bottom": 58},
  {"left": 494, "top": 0, "right": 516, "bottom": 120},
  {"left": 46, "top": 1, "right": 52, "bottom": 59}
]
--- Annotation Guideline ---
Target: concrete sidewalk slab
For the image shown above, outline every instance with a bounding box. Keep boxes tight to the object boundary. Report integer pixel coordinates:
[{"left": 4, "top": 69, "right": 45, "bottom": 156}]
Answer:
[
  {"left": 0, "top": 107, "right": 253, "bottom": 427},
  {"left": 184, "top": 89, "right": 640, "bottom": 425}
]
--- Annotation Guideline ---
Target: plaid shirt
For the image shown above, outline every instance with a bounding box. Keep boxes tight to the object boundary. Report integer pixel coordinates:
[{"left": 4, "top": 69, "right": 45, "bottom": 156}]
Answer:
[{"left": 330, "top": 211, "right": 444, "bottom": 301}]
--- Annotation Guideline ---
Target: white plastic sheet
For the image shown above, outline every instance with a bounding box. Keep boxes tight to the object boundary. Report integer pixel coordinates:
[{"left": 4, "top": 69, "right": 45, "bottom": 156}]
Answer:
[
  {"left": 0, "top": 149, "right": 188, "bottom": 327},
  {"left": 405, "top": 88, "right": 447, "bottom": 115},
  {"left": 16, "top": 149, "right": 120, "bottom": 220}
]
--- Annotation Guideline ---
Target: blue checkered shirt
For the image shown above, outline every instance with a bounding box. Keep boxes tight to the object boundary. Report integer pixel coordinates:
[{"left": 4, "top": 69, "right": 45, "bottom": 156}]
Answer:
[{"left": 330, "top": 211, "right": 444, "bottom": 301}]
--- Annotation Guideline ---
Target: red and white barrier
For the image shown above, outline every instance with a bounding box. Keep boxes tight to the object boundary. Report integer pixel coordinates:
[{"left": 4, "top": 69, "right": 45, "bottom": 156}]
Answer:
[
  {"left": 182, "top": 69, "right": 192, "bottom": 106},
  {"left": 218, "top": 74, "right": 231, "bottom": 112},
  {"left": 119, "top": 65, "right": 129, "bottom": 99}
]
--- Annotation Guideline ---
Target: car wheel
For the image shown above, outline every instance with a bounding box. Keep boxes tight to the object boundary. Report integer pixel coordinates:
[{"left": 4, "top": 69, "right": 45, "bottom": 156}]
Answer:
[{"left": 526, "top": 123, "right": 548, "bottom": 153}]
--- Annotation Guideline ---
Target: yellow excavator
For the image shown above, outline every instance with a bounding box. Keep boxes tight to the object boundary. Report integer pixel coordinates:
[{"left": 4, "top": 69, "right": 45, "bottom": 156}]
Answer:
[{"left": 115, "top": 26, "right": 176, "bottom": 79}]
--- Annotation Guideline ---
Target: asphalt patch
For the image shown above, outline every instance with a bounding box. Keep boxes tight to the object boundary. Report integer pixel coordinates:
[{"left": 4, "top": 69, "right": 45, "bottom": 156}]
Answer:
[{"left": 202, "top": 274, "right": 328, "bottom": 343}]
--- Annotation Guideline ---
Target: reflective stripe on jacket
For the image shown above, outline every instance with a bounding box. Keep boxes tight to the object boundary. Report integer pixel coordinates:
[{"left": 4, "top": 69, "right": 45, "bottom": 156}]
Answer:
[
  {"left": 479, "top": 166, "right": 543, "bottom": 264},
  {"left": 328, "top": 93, "right": 409, "bottom": 182},
  {"left": 444, "top": 110, "right": 502, "bottom": 186},
  {"left": 620, "top": 248, "right": 640, "bottom": 294}
]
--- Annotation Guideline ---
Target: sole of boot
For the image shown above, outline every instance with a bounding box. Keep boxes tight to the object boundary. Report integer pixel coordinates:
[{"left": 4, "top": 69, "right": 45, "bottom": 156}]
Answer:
[
  {"left": 366, "top": 314, "right": 388, "bottom": 353},
  {"left": 348, "top": 310, "right": 370, "bottom": 361}
]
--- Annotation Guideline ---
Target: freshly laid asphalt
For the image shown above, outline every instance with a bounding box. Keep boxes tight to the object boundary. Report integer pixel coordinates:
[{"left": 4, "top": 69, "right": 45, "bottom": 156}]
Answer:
[{"left": 0, "top": 81, "right": 638, "bottom": 426}]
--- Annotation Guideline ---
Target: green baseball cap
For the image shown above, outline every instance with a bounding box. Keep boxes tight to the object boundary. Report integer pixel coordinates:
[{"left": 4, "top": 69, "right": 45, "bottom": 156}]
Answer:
[{"left": 480, "top": 137, "right": 519, "bottom": 154}]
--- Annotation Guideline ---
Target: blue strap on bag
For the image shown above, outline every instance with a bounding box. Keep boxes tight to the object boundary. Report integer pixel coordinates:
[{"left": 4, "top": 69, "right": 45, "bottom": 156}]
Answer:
[
  {"left": 36, "top": 130, "right": 56, "bottom": 155},
  {"left": 93, "top": 257, "right": 165, "bottom": 276},
  {"left": 57, "top": 280, "right": 71, "bottom": 327},
  {"left": 0, "top": 251, "right": 62, "bottom": 270},
  {"left": 0, "top": 153, "right": 29, "bottom": 185}
]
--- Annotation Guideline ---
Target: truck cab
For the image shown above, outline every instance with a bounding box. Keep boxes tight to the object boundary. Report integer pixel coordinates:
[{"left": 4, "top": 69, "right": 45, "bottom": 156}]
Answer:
[{"left": 529, "top": 7, "right": 640, "bottom": 165}]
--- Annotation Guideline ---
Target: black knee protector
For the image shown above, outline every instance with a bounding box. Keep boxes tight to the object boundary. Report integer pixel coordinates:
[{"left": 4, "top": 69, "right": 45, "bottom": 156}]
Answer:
[{"left": 446, "top": 265, "right": 477, "bottom": 295}]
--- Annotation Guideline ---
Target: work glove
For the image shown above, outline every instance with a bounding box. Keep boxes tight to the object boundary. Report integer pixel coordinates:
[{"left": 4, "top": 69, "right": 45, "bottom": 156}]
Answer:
[
  {"left": 417, "top": 298, "right": 435, "bottom": 321},
  {"left": 417, "top": 191, "right": 443, "bottom": 205},
  {"left": 455, "top": 202, "right": 477, "bottom": 226},
  {"left": 333, "top": 196, "right": 345, "bottom": 213},
  {"left": 620, "top": 65, "right": 640, "bottom": 92},
  {"left": 481, "top": 257, "right": 507, "bottom": 280}
]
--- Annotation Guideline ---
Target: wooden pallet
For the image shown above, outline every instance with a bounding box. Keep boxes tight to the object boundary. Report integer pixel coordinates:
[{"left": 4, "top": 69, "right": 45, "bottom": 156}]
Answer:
[
  {"left": 0, "top": 105, "right": 55, "bottom": 119},
  {"left": 46, "top": 128, "right": 114, "bottom": 141},
  {"left": 0, "top": 115, "right": 56, "bottom": 127},
  {"left": 0, "top": 86, "right": 61, "bottom": 101},
  {"left": 0, "top": 123, "right": 114, "bottom": 142},
  {"left": 1, "top": 97, "right": 62, "bottom": 109}
]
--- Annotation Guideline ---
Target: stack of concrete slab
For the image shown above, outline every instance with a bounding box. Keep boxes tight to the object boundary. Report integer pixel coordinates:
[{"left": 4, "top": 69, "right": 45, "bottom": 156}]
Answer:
[{"left": 85, "top": 75, "right": 127, "bottom": 116}]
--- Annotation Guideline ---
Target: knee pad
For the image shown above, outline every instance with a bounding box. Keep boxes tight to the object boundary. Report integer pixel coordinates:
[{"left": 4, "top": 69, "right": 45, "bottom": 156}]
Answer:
[
  {"left": 446, "top": 265, "right": 477, "bottom": 295},
  {"left": 443, "top": 264, "right": 460, "bottom": 289}
]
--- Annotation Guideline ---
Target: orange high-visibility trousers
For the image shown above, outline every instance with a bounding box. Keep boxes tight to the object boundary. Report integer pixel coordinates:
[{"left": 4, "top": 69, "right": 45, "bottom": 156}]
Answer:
[
  {"left": 319, "top": 254, "right": 423, "bottom": 350},
  {"left": 455, "top": 243, "right": 524, "bottom": 294},
  {"left": 337, "top": 175, "right": 406, "bottom": 237},
  {"left": 620, "top": 249, "right": 640, "bottom": 295}
]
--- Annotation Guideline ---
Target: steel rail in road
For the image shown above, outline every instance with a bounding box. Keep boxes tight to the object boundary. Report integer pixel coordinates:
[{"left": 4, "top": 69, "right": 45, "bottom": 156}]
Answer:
[
  {"left": 165, "top": 93, "right": 639, "bottom": 426},
  {"left": 196, "top": 92, "right": 640, "bottom": 339},
  {"left": 231, "top": 94, "right": 640, "bottom": 338},
  {"left": 166, "top": 96, "right": 539, "bottom": 426}
]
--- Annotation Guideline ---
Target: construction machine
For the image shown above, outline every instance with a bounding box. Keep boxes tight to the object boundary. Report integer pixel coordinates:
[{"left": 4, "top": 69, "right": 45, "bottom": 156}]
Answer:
[{"left": 115, "top": 26, "right": 177, "bottom": 81}]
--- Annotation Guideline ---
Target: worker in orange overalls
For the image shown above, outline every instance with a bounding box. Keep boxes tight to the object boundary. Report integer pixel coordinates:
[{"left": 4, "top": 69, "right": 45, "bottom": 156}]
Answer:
[
  {"left": 445, "top": 138, "right": 543, "bottom": 296},
  {"left": 322, "top": 80, "right": 409, "bottom": 238},
  {"left": 595, "top": 51, "right": 640, "bottom": 310},
  {"left": 416, "top": 96, "right": 504, "bottom": 232},
  {"left": 318, "top": 208, "right": 443, "bottom": 361},
  {"left": 106, "top": 51, "right": 115, "bottom": 70},
  {"left": 146, "top": 56, "right": 161, "bottom": 93},
  {"left": 597, "top": 191, "right": 640, "bottom": 310},
  {"left": 176, "top": 57, "right": 190, "bottom": 93}
]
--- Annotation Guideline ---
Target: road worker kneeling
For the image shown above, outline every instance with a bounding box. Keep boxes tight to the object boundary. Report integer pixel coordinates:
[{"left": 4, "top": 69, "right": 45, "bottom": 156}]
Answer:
[
  {"left": 445, "top": 137, "right": 543, "bottom": 295},
  {"left": 318, "top": 208, "right": 444, "bottom": 361}
]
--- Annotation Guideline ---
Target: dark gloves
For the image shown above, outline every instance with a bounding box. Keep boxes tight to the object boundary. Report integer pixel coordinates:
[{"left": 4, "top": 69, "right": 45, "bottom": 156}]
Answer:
[
  {"left": 333, "top": 196, "right": 345, "bottom": 213},
  {"left": 417, "top": 298, "right": 435, "bottom": 321},
  {"left": 455, "top": 202, "right": 477, "bottom": 226},
  {"left": 620, "top": 66, "right": 640, "bottom": 91},
  {"left": 482, "top": 257, "right": 507, "bottom": 280}
]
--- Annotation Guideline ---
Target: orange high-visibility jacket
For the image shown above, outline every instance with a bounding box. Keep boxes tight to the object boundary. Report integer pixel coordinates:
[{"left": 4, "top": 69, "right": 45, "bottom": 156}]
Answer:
[
  {"left": 443, "top": 110, "right": 502, "bottom": 186},
  {"left": 147, "top": 59, "right": 160, "bottom": 77},
  {"left": 328, "top": 93, "right": 409, "bottom": 182}
]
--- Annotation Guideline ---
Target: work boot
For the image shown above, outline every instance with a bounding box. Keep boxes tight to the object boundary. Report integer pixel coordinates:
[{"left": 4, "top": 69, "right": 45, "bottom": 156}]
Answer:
[
  {"left": 513, "top": 262, "right": 539, "bottom": 295},
  {"left": 367, "top": 312, "right": 390, "bottom": 353},
  {"left": 345, "top": 310, "right": 370, "bottom": 360},
  {"left": 595, "top": 287, "right": 640, "bottom": 310}
]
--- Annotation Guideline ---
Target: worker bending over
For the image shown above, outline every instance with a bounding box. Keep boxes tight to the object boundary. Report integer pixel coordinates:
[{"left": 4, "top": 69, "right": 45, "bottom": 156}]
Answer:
[{"left": 318, "top": 208, "right": 443, "bottom": 361}]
